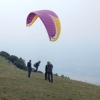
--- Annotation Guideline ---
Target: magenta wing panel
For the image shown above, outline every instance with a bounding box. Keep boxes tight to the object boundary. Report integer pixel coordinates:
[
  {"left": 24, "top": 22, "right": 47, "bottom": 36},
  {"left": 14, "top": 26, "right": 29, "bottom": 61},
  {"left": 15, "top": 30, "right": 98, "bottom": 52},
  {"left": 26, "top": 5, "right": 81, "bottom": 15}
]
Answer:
[{"left": 26, "top": 10, "right": 58, "bottom": 41}]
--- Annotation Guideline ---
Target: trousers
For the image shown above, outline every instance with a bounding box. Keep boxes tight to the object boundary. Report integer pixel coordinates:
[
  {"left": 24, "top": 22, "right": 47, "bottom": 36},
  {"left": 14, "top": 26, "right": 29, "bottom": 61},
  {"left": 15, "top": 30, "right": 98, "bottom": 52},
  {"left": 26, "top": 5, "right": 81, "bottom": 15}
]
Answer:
[{"left": 47, "top": 72, "right": 53, "bottom": 82}]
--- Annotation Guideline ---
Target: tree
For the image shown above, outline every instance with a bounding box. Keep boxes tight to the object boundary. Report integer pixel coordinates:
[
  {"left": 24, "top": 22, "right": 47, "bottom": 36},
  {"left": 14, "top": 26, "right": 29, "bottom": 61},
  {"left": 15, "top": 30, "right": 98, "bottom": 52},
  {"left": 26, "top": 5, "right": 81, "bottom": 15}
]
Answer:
[
  {"left": 9, "top": 55, "right": 18, "bottom": 63},
  {"left": 14, "top": 57, "right": 27, "bottom": 70},
  {"left": 0, "top": 51, "right": 10, "bottom": 60},
  {"left": 61, "top": 75, "right": 64, "bottom": 77},
  {"left": 0, "top": 51, "right": 27, "bottom": 71},
  {"left": 54, "top": 73, "right": 58, "bottom": 76}
]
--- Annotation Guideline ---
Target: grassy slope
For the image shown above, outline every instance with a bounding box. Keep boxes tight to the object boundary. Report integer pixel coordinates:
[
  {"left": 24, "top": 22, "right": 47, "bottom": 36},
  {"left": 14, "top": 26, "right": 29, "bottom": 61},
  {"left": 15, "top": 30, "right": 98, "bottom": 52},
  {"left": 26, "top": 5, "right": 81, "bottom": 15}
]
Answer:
[{"left": 0, "top": 56, "right": 100, "bottom": 100}]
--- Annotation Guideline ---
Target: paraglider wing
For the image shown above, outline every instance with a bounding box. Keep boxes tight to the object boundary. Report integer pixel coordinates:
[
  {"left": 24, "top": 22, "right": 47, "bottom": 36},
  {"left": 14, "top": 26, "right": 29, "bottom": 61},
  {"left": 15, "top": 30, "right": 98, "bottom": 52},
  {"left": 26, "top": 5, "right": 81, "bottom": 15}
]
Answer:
[{"left": 26, "top": 10, "right": 61, "bottom": 42}]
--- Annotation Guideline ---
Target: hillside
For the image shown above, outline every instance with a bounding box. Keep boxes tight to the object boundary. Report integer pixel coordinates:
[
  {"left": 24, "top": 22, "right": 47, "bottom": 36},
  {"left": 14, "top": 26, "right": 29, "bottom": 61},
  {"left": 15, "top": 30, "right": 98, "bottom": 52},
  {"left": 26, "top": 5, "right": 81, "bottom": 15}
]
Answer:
[{"left": 0, "top": 56, "right": 100, "bottom": 100}]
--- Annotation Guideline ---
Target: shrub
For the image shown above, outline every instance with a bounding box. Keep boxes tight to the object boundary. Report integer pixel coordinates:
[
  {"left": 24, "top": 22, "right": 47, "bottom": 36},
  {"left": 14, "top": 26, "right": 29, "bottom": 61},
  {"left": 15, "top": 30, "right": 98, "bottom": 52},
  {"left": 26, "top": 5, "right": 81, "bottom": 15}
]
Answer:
[
  {"left": 0, "top": 51, "right": 10, "bottom": 60},
  {"left": 9, "top": 55, "right": 18, "bottom": 63},
  {"left": 14, "top": 57, "right": 27, "bottom": 71}
]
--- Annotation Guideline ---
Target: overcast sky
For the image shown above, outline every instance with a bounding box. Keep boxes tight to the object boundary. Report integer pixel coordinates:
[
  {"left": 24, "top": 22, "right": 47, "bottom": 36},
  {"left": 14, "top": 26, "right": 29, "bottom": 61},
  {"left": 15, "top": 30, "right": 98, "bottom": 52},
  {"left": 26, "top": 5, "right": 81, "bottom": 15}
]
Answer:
[{"left": 0, "top": 0, "right": 100, "bottom": 85}]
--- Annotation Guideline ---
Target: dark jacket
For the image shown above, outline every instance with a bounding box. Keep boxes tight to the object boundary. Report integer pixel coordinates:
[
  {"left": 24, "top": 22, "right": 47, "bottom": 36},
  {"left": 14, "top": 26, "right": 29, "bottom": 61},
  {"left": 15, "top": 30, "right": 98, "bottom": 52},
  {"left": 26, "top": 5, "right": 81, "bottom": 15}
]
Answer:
[
  {"left": 47, "top": 63, "right": 53, "bottom": 73},
  {"left": 27, "top": 62, "right": 31, "bottom": 68},
  {"left": 34, "top": 62, "right": 40, "bottom": 68}
]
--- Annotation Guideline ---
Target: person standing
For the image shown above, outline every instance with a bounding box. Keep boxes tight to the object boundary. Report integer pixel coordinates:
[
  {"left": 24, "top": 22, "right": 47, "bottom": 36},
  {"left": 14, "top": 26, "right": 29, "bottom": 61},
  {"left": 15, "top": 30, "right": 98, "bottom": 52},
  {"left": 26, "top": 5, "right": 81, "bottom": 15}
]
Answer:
[
  {"left": 46, "top": 61, "right": 53, "bottom": 82},
  {"left": 27, "top": 60, "right": 32, "bottom": 78},
  {"left": 45, "top": 63, "right": 48, "bottom": 80}
]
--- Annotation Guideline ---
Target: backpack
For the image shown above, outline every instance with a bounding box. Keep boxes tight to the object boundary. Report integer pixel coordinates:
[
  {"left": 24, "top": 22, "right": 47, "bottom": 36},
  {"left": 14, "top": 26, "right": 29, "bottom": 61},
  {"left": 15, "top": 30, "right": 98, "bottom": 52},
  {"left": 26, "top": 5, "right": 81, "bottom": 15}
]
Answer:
[
  {"left": 47, "top": 64, "right": 53, "bottom": 72},
  {"left": 33, "top": 63, "right": 37, "bottom": 67}
]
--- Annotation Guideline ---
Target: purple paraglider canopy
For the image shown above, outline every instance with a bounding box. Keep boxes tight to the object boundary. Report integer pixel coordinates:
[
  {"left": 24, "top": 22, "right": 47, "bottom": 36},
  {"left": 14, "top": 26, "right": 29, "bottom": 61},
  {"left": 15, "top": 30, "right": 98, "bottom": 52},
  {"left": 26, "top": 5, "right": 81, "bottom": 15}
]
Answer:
[{"left": 26, "top": 10, "right": 61, "bottom": 42}]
